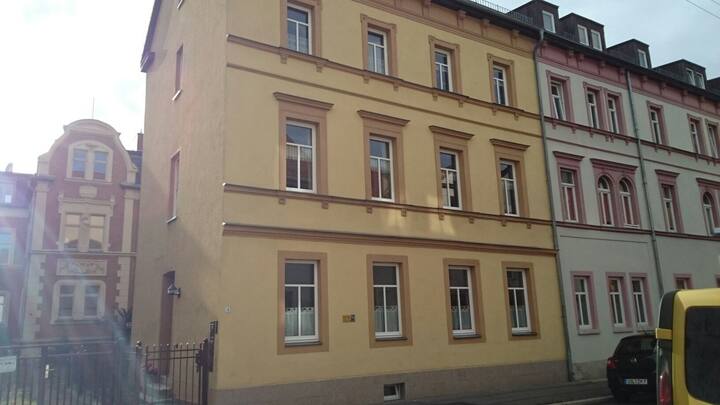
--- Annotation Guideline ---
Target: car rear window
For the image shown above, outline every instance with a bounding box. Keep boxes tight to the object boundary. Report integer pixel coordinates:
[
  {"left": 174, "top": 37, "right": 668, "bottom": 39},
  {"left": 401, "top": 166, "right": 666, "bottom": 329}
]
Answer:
[
  {"left": 685, "top": 307, "right": 720, "bottom": 404},
  {"left": 615, "top": 336, "right": 655, "bottom": 355}
]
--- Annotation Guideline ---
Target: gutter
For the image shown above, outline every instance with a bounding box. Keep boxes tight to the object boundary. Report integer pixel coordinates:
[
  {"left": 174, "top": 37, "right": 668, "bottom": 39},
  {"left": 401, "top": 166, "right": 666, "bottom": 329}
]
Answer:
[
  {"left": 533, "top": 30, "right": 575, "bottom": 382},
  {"left": 624, "top": 71, "right": 666, "bottom": 296}
]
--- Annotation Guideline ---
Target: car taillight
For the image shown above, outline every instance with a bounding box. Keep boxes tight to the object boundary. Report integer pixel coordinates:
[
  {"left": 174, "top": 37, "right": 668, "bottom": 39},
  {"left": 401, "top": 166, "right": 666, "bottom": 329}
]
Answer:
[
  {"left": 606, "top": 357, "right": 617, "bottom": 369},
  {"left": 658, "top": 368, "right": 672, "bottom": 405}
]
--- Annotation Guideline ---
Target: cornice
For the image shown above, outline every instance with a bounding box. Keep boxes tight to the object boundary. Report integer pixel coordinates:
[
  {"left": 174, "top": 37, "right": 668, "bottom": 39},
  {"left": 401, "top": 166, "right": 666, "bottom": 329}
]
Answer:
[
  {"left": 273, "top": 92, "right": 334, "bottom": 111},
  {"left": 490, "top": 138, "right": 529, "bottom": 151},
  {"left": 357, "top": 110, "right": 409, "bottom": 127},
  {"left": 429, "top": 125, "right": 474, "bottom": 140}
]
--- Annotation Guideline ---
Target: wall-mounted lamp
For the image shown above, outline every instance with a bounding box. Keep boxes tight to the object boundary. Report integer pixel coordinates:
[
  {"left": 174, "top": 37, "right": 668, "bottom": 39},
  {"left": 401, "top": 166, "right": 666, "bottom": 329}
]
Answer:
[{"left": 167, "top": 282, "right": 181, "bottom": 298}]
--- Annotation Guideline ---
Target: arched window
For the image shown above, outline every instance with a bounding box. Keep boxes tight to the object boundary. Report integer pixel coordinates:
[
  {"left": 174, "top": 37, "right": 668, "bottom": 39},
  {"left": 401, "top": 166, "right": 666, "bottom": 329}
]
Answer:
[
  {"left": 598, "top": 176, "right": 614, "bottom": 226},
  {"left": 619, "top": 179, "right": 637, "bottom": 227},
  {"left": 702, "top": 193, "right": 718, "bottom": 235}
]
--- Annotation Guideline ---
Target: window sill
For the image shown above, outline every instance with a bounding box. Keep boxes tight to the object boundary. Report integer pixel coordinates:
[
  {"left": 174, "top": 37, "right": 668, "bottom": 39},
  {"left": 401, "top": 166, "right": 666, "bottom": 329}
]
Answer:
[
  {"left": 167, "top": 216, "right": 178, "bottom": 224},
  {"left": 64, "top": 178, "right": 111, "bottom": 185},
  {"left": 452, "top": 333, "right": 482, "bottom": 340},
  {"left": 172, "top": 89, "right": 182, "bottom": 101},
  {"left": 577, "top": 328, "right": 600, "bottom": 336},
  {"left": 612, "top": 326, "right": 634, "bottom": 334},
  {"left": 511, "top": 331, "right": 537, "bottom": 337},
  {"left": 284, "top": 340, "right": 321, "bottom": 348},
  {"left": 52, "top": 318, "right": 104, "bottom": 325},
  {"left": 375, "top": 336, "right": 407, "bottom": 342}
]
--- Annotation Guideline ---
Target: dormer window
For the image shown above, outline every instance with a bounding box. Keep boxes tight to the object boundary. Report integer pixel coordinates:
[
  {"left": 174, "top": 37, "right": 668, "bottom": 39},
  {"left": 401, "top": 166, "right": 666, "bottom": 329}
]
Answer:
[
  {"left": 590, "top": 30, "right": 602, "bottom": 50},
  {"left": 67, "top": 142, "right": 113, "bottom": 182},
  {"left": 542, "top": 11, "right": 555, "bottom": 33},
  {"left": 687, "top": 69, "right": 696, "bottom": 86},
  {"left": 696, "top": 73, "right": 705, "bottom": 89},
  {"left": 577, "top": 25, "right": 589, "bottom": 46},
  {"left": 638, "top": 50, "right": 648, "bottom": 68}
]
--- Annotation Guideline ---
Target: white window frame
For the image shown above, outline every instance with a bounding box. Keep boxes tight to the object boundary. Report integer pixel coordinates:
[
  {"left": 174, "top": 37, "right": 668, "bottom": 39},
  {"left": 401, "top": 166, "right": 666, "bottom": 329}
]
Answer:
[
  {"left": 493, "top": 65, "right": 509, "bottom": 106},
  {"left": 0, "top": 182, "right": 14, "bottom": 204},
  {"left": 170, "top": 152, "right": 180, "bottom": 220},
  {"left": 61, "top": 213, "right": 108, "bottom": 252},
  {"left": 702, "top": 193, "right": 718, "bottom": 235},
  {"left": 577, "top": 25, "right": 589, "bottom": 46},
  {"left": 0, "top": 229, "right": 14, "bottom": 266},
  {"left": 590, "top": 30, "right": 602, "bottom": 50},
  {"left": 542, "top": 11, "right": 555, "bottom": 33},
  {"left": 662, "top": 185, "right": 677, "bottom": 232},
  {"left": 631, "top": 278, "right": 648, "bottom": 326},
  {"left": 708, "top": 124, "right": 719, "bottom": 158},
  {"left": 560, "top": 169, "right": 579, "bottom": 222},
  {"left": 638, "top": 50, "right": 648, "bottom": 68},
  {"left": 383, "top": 384, "right": 402, "bottom": 401},
  {"left": 369, "top": 137, "right": 394, "bottom": 202},
  {"left": 284, "top": 260, "right": 319, "bottom": 343},
  {"left": 687, "top": 69, "right": 696, "bottom": 86},
  {"left": 619, "top": 179, "right": 637, "bottom": 227},
  {"left": 609, "top": 278, "right": 625, "bottom": 327},
  {"left": 434, "top": 49, "right": 453, "bottom": 92},
  {"left": 690, "top": 121, "right": 701, "bottom": 154},
  {"left": 0, "top": 293, "right": 7, "bottom": 325},
  {"left": 439, "top": 150, "right": 462, "bottom": 210},
  {"left": 573, "top": 276, "right": 592, "bottom": 329},
  {"left": 373, "top": 264, "right": 402, "bottom": 339},
  {"left": 449, "top": 266, "right": 475, "bottom": 336},
  {"left": 287, "top": 5, "right": 312, "bottom": 54},
  {"left": 367, "top": 29, "right": 388, "bottom": 75},
  {"left": 51, "top": 280, "right": 106, "bottom": 323},
  {"left": 500, "top": 160, "right": 520, "bottom": 216},
  {"left": 598, "top": 177, "right": 614, "bottom": 226},
  {"left": 650, "top": 109, "right": 662, "bottom": 144},
  {"left": 550, "top": 81, "right": 565, "bottom": 120},
  {"left": 586, "top": 91, "right": 599, "bottom": 129},
  {"left": 607, "top": 97, "right": 619, "bottom": 133},
  {"left": 66, "top": 142, "right": 113, "bottom": 182},
  {"left": 285, "top": 121, "right": 317, "bottom": 193},
  {"left": 507, "top": 269, "right": 531, "bottom": 334}
]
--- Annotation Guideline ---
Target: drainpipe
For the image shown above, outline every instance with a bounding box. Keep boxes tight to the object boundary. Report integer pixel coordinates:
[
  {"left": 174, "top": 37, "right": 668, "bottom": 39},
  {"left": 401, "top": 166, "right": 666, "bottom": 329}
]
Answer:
[
  {"left": 624, "top": 71, "right": 665, "bottom": 296},
  {"left": 532, "top": 30, "right": 575, "bottom": 382}
]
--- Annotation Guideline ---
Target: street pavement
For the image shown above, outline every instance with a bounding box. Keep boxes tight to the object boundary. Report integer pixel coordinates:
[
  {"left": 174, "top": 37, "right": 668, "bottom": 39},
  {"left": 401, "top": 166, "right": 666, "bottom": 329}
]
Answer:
[{"left": 399, "top": 380, "right": 656, "bottom": 405}]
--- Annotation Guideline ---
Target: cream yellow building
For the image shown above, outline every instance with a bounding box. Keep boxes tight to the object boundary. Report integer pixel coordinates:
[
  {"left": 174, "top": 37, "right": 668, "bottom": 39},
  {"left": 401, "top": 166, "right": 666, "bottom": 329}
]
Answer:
[{"left": 134, "top": 0, "right": 567, "bottom": 403}]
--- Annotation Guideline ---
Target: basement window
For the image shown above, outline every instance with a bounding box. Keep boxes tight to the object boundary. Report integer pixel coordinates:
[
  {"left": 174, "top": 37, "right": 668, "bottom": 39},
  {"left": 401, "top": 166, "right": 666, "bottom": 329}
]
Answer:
[{"left": 383, "top": 383, "right": 403, "bottom": 401}]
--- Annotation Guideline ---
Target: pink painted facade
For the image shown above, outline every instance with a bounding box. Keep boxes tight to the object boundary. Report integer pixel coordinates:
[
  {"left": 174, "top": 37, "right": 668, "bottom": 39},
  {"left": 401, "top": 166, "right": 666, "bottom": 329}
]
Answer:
[
  {"left": 0, "top": 171, "right": 34, "bottom": 343},
  {"left": 20, "top": 119, "right": 141, "bottom": 343}
]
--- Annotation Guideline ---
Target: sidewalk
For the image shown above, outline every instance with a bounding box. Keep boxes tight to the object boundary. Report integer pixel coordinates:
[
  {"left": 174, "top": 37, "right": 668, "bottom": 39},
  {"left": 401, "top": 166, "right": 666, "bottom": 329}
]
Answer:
[{"left": 400, "top": 380, "right": 611, "bottom": 405}]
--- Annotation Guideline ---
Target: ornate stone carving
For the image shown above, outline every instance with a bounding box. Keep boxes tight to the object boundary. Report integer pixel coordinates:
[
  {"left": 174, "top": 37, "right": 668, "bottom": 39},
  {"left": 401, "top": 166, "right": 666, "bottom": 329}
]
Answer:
[{"left": 57, "top": 259, "right": 107, "bottom": 276}]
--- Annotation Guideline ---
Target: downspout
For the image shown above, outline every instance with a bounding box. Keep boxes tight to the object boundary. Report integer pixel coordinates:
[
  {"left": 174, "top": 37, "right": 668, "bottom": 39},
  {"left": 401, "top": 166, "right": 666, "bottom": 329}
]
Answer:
[
  {"left": 533, "top": 30, "right": 575, "bottom": 382},
  {"left": 624, "top": 71, "right": 665, "bottom": 296}
]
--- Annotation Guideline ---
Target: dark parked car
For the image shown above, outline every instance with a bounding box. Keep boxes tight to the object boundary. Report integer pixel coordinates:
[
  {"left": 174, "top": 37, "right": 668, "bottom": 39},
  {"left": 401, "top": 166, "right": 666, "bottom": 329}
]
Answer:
[{"left": 606, "top": 334, "right": 656, "bottom": 402}]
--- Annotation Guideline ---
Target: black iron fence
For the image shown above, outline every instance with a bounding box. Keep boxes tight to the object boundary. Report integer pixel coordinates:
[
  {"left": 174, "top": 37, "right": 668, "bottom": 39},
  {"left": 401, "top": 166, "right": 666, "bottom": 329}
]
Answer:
[{"left": 0, "top": 322, "right": 216, "bottom": 405}]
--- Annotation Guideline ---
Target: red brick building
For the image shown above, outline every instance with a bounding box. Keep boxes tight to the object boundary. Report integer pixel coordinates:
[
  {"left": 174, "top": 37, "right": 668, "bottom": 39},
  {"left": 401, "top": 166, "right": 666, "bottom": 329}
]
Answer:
[{"left": 13, "top": 119, "right": 142, "bottom": 343}]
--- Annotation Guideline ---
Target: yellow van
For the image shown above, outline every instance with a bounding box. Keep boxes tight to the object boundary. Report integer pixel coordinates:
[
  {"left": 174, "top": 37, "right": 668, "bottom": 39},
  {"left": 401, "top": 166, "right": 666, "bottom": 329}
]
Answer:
[{"left": 655, "top": 289, "right": 720, "bottom": 405}]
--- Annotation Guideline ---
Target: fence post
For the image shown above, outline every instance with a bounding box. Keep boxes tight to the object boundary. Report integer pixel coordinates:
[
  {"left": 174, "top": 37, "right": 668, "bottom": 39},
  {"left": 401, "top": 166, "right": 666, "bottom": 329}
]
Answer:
[{"left": 37, "top": 346, "right": 47, "bottom": 405}]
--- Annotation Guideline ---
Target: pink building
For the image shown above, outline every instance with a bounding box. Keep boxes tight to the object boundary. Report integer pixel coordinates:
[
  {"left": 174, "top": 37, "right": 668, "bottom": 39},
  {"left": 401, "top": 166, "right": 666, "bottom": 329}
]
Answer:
[
  {"left": 0, "top": 170, "right": 34, "bottom": 343},
  {"left": 18, "top": 119, "right": 142, "bottom": 343}
]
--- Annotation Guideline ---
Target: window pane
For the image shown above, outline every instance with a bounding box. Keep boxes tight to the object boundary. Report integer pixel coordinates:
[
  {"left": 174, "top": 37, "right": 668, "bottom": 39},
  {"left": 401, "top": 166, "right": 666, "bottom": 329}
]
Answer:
[
  {"left": 500, "top": 162, "right": 514, "bottom": 179},
  {"left": 299, "top": 147, "right": 313, "bottom": 190},
  {"left": 72, "top": 149, "right": 87, "bottom": 177},
  {"left": 59, "top": 296, "right": 74, "bottom": 318},
  {"left": 370, "top": 159, "right": 380, "bottom": 198},
  {"left": 287, "top": 20, "right": 297, "bottom": 49},
  {"left": 84, "top": 294, "right": 99, "bottom": 316},
  {"left": 507, "top": 271, "right": 524, "bottom": 288},
  {"left": 385, "top": 287, "right": 400, "bottom": 332},
  {"left": 285, "top": 262, "right": 314, "bottom": 284},
  {"left": 449, "top": 269, "right": 468, "bottom": 287},
  {"left": 373, "top": 265, "right": 397, "bottom": 285},
  {"left": 458, "top": 289, "right": 471, "bottom": 330},
  {"left": 373, "top": 287, "right": 386, "bottom": 333},
  {"left": 435, "top": 51, "right": 448, "bottom": 64},
  {"left": 561, "top": 169, "right": 574, "bottom": 184},
  {"left": 450, "top": 291, "right": 460, "bottom": 330},
  {"left": 93, "top": 151, "right": 108, "bottom": 180},
  {"left": 440, "top": 152, "right": 456, "bottom": 169},
  {"left": 297, "top": 24, "right": 309, "bottom": 53},
  {"left": 287, "top": 7, "right": 308, "bottom": 24},
  {"left": 379, "top": 160, "right": 392, "bottom": 199},
  {"left": 579, "top": 296, "right": 590, "bottom": 326},
  {"left": 574, "top": 278, "right": 586, "bottom": 293},
  {"left": 286, "top": 124, "right": 312, "bottom": 146},
  {"left": 370, "top": 139, "right": 390, "bottom": 158},
  {"left": 286, "top": 145, "right": 298, "bottom": 188},
  {"left": 300, "top": 286, "right": 315, "bottom": 335},
  {"left": 284, "top": 287, "right": 299, "bottom": 337},
  {"left": 64, "top": 227, "right": 80, "bottom": 249},
  {"left": 368, "top": 31, "right": 384, "bottom": 46}
]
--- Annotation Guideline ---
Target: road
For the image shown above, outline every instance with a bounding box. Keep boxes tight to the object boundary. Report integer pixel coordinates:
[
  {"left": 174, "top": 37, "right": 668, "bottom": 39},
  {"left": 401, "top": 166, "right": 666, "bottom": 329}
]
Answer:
[{"left": 592, "top": 393, "right": 654, "bottom": 405}]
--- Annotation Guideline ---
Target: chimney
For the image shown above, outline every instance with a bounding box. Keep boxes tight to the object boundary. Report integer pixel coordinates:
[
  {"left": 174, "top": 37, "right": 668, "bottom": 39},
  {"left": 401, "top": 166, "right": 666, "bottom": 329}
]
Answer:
[
  {"left": 137, "top": 133, "right": 144, "bottom": 151},
  {"left": 4, "top": 163, "right": 12, "bottom": 173}
]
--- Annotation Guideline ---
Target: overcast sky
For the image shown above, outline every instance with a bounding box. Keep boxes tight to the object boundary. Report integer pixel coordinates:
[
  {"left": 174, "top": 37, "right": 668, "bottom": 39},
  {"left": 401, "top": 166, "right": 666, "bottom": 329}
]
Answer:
[{"left": 1, "top": 0, "right": 718, "bottom": 174}]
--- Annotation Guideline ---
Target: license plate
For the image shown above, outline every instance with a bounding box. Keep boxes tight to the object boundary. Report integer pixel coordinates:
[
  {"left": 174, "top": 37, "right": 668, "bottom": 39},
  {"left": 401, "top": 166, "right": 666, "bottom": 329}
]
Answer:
[{"left": 624, "top": 378, "right": 648, "bottom": 385}]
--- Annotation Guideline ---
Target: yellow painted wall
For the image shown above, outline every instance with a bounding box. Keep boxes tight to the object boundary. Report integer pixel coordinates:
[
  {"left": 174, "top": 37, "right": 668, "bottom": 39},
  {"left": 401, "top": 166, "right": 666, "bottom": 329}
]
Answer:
[{"left": 215, "top": 237, "right": 564, "bottom": 389}]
